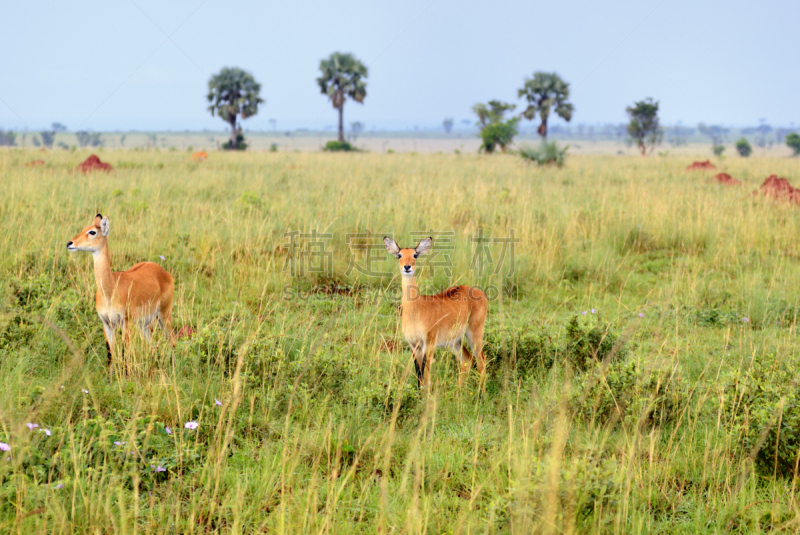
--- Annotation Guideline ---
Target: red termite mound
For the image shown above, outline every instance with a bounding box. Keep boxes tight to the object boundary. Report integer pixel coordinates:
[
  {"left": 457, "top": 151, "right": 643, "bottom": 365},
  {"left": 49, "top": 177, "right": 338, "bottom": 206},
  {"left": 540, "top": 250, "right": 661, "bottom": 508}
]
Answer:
[
  {"left": 713, "top": 173, "right": 741, "bottom": 186},
  {"left": 77, "top": 154, "right": 113, "bottom": 173},
  {"left": 754, "top": 175, "right": 800, "bottom": 205},
  {"left": 686, "top": 160, "right": 716, "bottom": 171}
]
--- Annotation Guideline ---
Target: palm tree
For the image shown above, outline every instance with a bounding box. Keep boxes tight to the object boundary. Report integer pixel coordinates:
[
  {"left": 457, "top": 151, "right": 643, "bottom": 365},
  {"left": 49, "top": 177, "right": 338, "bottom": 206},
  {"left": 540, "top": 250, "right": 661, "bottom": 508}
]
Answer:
[
  {"left": 317, "top": 52, "right": 368, "bottom": 143},
  {"left": 207, "top": 67, "right": 263, "bottom": 150},
  {"left": 518, "top": 72, "right": 574, "bottom": 139}
]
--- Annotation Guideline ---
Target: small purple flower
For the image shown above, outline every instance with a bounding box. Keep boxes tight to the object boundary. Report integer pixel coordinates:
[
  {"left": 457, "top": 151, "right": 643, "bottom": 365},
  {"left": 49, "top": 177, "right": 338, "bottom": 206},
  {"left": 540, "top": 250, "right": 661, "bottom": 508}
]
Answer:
[
  {"left": 159, "top": 255, "right": 165, "bottom": 260},
  {"left": 42, "top": 429, "right": 51, "bottom": 436},
  {"left": 591, "top": 309, "right": 597, "bottom": 314},
  {"left": 26, "top": 423, "right": 39, "bottom": 431},
  {"left": 638, "top": 313, "right": 645, "bottom": 318},
  {"left": 582, "top": 311, "right": 587, "bottom": 315},
  {"left": 184, "top": 421, "right": 199, "bottom": 430},
  {"left": 164, "top": 427, "right": 172, "bottom": 435},
  {"left": 153, "top": 465, "right": 166, "bottom": 473},
  {"left": 114, "top": 441, "right": 125, "bottom": 446},
  {"left": 215, "top": 398, "right": 222, "bottom": 406},
  {"left": 82, "top": 389, "right": 89, "bottom": 394},
  {"left": 54, "top": 483, "right": 64, "bottom": 490},
  {"left": 0, "top": 443, "right": 9, "bottom": 452},
  {"left": 742, "top": 317, "right": 750, "bottom": 323}
]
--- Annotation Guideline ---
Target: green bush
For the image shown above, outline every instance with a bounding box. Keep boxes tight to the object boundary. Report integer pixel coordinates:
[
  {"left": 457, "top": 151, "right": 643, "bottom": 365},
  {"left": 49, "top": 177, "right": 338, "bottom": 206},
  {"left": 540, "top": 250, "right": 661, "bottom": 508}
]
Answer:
[
  {"left": 572, "top": 357, "right": 685, "bottom": 427},
  {"left": 735, "top": 138, "right": 752, "bottom": 157},
  {"left": 483, "top": 327, "right": 557, "bottom": 379},
  {"left": 786, "top": 132, "right": 800, "bottom": 156},
  {"left": 724, "top": 354, "right": 800, "bottom": 477},
  {"left": 366, "top": 380, "right": 420, "bottom": 423},
  {"left": 712, "top": 144, "right": 725, "bottom": 156},
  {"left": 478, "top": 120, "right": 519, "bottom": 153},
  {"left": 221, "top": 132, "right": 247, "bottom": 150},
  {"left": 564, "top": 315, "right": 625, "bottom": 371},
  {"left": 519, "top": 141, "right": 569, "bottom": 167},
  {"left": 323, "top": 140, "right": 356, "bottom": 152}
]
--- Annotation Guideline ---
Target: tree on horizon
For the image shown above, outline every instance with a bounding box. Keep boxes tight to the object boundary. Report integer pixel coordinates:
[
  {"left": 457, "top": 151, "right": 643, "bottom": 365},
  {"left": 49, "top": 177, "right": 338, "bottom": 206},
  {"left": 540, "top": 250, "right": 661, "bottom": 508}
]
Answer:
[
  {"left": 518, "top": 71, "right": 574, "bottom": 140},
  {"left": 207, "top": 67, "right": 263, "bottom": 150},
  {"left": 317, "top": 52, "right": 368, "bottom": 143},
  {"left": 473, "top": 100, "right": 519, "bottom": 153},
  {"left": 627, "top": 98, "right": 663, "bottom": 156}
]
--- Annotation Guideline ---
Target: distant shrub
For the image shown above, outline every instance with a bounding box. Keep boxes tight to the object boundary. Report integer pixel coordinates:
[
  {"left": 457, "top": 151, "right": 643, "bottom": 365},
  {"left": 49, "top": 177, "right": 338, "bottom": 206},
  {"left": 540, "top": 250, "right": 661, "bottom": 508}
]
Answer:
[
  {"left": 269, "top": 143, "right": 278, "bottom": 152},
  {"left": 324, "top": 140, "right": 356, "bottom": 152},
  {"left": 572, "top": 357, "right": 685, "bottom": 427},
  {"left": 564, "top": 315, "right": 625, "bottom": 372},
  {"left": 712, "top": 144, "right": 725, "bottom": 156},
  {"left": 0, "top": 129, "right": 16, "bottom": 146},
  {"left": 478, "top": 120, "right": 519, "bottom": 153},
  {"left": 474, "top": 100, "right": 519, "bottom": 153},
  {"left": 724, "top": 354, "right": 800, "bottom": 477},
  {"left": 786, "top": 132, "right": 800, "bottom": 156},
  {"left": 519, "top": 141, "right": 569, "bottom": 167},
  {"left": 222, "top": 132, "right": 247, "bottom": 150},
  {"left": 736, "top": 138, "right": 752, "bottom": 157}
]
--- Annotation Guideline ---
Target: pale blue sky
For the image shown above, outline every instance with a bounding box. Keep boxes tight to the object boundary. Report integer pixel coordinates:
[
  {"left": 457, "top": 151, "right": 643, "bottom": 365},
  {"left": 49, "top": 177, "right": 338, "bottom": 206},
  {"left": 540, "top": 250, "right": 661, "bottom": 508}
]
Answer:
[{"left": 1, "top": 0, "right": 798, "bottom": 132}]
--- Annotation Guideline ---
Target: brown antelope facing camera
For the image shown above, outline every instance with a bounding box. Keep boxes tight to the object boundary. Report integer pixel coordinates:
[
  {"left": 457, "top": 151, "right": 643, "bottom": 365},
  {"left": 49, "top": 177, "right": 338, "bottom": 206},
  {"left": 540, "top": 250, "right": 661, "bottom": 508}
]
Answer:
[
  {"left": 67, "top": 214, "right": 175, "bottom": 367},
  {"left": 384, "top": 236, "right": 488, "bottom": 391}
]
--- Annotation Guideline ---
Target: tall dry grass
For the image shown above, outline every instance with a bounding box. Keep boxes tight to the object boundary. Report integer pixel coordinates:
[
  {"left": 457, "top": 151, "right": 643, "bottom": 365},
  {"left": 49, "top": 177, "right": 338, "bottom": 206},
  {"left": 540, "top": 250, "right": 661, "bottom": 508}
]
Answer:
[{"left": 0, "top": 148, "right": 799, "bottom": 532}]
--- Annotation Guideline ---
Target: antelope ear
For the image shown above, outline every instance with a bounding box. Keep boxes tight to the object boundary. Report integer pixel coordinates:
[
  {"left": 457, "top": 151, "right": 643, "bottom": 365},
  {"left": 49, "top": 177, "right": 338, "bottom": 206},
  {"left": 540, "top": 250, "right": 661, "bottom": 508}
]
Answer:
[
  {"left": 383, "top": 236, "right": 401, "bottom": 256},
  {"left": 415, "top": 237, "right": 432, "bottom": 256},
  {"left": 93, "top": 214, "right": 103, "bottom": 227},
  {"left": 100, "top": 217, "right": 110, "bottom": 237}
]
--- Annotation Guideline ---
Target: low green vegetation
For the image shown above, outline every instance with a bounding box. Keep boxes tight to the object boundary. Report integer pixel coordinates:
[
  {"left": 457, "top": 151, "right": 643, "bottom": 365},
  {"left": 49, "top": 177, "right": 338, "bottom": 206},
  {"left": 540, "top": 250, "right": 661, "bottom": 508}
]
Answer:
[
  {"left": 736, "top": 137, "right": 753, "bottom": 157},
  {"left": 1, "top": 150, "right": 800, "bottom": 532},
  {"left": 323, "top": 140, "right": 357, "bottom": 151},
  {"left": 787, "top": 132, "right": 800, "bottom": 156},
  {"left": 473, "top": 100, "right": 519, "bottom": 153},
  {"left": 519, "top": 141, "right": 569, "bottom": 166}
]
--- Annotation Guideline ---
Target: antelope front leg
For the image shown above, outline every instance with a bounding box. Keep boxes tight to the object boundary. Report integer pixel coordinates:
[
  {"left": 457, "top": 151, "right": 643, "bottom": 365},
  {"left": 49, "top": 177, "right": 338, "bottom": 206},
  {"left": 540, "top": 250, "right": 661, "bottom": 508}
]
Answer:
[
  {"left": 422, "top": 340, "right": 436, "bottom": 391},
  {"left": 411, "top": 342, "right": 425, "bottom": 389},
  {"left": 102, "top": 321, "right": 115, "bottom": 367}
]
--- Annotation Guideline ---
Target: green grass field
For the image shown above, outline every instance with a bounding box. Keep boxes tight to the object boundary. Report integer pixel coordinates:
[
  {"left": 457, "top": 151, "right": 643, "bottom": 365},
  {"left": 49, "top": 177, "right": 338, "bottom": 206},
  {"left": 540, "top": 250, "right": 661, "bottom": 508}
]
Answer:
[{"left": 2, "top": 148, "right": 800, "bottom": 533}]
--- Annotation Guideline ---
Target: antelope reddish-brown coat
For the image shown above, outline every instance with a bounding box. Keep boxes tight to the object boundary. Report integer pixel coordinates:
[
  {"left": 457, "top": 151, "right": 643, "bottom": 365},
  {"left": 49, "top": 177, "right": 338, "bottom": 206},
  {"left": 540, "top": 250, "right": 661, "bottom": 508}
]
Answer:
[
  {"left": 67, "top": 214, "right": 175, "bottom": 364},
  {"left": 384, "top": 236, "right": 488, "bottom": 390}
]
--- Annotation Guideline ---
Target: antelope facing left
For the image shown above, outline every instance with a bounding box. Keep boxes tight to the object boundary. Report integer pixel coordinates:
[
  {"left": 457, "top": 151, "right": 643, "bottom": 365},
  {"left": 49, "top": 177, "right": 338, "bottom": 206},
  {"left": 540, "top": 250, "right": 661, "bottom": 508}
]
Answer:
[
  {"left": 67, "top": 214, "right": 175, "bottom": 365},
  {"left": 384, "top": 236, "right": 488, "bottom": 391}
]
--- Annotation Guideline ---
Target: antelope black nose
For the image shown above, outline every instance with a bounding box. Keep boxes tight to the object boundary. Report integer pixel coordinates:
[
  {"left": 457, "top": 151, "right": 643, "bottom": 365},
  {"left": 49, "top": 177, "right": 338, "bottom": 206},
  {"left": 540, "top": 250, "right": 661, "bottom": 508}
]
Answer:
[
  {"left": 404, "top": 265, "right": 411, "bottom": 271},
  {"left": 66, "top": 241, "right": 73, "bottom": 248}
]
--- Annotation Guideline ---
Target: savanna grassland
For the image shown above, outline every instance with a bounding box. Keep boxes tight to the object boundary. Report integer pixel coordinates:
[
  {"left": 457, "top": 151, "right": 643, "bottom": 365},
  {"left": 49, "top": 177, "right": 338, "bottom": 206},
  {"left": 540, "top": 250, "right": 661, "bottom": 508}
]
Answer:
[{"left": 2, "top": 148, "right": 800, "bottom": 533}]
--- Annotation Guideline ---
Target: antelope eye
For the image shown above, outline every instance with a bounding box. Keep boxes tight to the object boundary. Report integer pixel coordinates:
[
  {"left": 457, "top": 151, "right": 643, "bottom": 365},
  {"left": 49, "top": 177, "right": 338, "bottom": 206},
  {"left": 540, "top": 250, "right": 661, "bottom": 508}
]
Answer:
[
  {"left": 395, "top": 254, "right": 402, "bottom": 259},
  {"left": 413, "top": 253, "right": 419, "bottom": 259},
  {"left": 88, "top": 230, "right": 97, "bottom": 236}
]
